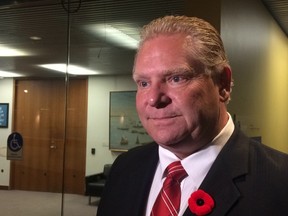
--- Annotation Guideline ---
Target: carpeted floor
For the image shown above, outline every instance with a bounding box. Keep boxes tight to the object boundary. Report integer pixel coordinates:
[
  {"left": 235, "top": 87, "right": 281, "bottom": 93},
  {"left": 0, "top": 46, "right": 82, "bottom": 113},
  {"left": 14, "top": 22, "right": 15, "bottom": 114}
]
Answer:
[{"left": 0, "top": 190, "right": 98, "bottom": 216}]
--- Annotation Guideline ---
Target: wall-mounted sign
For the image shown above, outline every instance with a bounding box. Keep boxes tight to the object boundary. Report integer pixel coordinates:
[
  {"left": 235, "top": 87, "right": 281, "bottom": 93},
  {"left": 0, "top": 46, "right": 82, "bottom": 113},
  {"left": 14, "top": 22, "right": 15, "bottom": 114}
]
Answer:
[
  {"left": 7, "top": 132, "right": 23, "bottom": 160},
  {"left": 0, "top": 103, "right": 9, "bottom": 128}
]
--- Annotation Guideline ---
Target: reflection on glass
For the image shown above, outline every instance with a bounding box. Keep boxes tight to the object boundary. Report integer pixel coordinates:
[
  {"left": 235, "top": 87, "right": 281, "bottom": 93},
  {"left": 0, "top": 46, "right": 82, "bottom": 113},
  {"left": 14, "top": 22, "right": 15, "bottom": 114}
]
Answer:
[{"left": 0, "top": 0, "right": 185, "bottom": 215}]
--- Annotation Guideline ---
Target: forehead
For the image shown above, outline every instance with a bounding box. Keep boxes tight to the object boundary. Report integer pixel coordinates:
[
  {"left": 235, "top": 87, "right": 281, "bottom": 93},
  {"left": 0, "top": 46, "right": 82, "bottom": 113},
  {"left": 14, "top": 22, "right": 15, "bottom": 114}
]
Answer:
[
  {"left": 134, "top": 34, "right": 190, "bottom": 68},
  {"left": 133, "top": 34, "right": 200, "bottom": 80},
  {"left": 139, "top": 34, "right": 187, "bottom": 54}
]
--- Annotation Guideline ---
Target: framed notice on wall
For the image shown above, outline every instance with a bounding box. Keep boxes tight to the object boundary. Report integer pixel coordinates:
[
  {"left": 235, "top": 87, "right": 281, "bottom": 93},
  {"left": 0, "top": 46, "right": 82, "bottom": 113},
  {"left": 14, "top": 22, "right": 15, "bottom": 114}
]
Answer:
[
  {"left": 109, "top": 91, "right": 153, "bottom": 151},
  {"left": 0, "top": 103, "right": 9, "bottom": 128}
]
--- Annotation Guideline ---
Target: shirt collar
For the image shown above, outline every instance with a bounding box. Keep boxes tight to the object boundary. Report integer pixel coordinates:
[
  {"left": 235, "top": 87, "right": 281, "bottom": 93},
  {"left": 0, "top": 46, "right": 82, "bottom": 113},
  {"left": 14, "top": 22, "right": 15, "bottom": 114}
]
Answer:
[{"left": 158, "top": 112, "right": 235, "bottom": 178}]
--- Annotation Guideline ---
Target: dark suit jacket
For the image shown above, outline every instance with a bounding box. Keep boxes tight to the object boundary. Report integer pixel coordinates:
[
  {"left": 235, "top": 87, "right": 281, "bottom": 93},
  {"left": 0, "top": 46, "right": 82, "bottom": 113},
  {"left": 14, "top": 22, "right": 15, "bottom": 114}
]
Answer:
[{"left": 97, "top": 127, "right": 288, "bottom": 216}]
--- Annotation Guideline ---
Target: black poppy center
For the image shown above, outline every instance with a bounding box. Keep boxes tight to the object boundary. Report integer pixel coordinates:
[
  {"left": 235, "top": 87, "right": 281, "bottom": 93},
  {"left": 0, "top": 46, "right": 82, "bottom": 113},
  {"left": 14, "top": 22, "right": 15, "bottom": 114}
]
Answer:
[{"left": 196, "top": 198, "right": 205, "bottom": 206}]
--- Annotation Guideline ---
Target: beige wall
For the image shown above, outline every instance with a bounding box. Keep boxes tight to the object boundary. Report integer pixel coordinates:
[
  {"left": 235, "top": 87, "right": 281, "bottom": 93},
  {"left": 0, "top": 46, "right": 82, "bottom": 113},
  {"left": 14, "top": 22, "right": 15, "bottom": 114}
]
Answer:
[
  {"left": 0, "top": 78, "right": 14, "bottom": 186},
  {"left": 86, "top": 75, "right": 137, "bottom": 175},
  {"left": 222, "top": 0, "right": 288, "bottom": 153}
]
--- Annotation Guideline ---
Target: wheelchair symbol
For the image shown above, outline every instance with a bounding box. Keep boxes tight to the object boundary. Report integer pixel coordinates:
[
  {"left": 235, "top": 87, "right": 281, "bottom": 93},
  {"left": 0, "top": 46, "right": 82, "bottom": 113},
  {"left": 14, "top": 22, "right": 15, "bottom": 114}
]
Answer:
[{"left": 8, "top": 133, "right": 23, "bottom": 152}]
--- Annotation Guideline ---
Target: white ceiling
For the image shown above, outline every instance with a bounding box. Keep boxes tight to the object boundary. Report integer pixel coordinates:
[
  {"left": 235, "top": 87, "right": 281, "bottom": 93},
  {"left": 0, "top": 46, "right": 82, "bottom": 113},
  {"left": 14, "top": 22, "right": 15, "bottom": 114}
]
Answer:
[
  {"left": 262, "top": 0, "right": 288, "bottom": 36},
  {"left": 0, "top": 0, "right": 185, "bottom": 77},
  {"left": 0, "top": 0, "right": 287, "bottom": 78}
]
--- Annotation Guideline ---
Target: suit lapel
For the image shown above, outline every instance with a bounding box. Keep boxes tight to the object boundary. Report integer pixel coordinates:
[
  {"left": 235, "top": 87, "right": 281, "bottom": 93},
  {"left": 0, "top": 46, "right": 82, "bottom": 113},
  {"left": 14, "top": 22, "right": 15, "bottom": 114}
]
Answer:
[{"left": 183, "top": 128, "right": 249, "bottom": 216}]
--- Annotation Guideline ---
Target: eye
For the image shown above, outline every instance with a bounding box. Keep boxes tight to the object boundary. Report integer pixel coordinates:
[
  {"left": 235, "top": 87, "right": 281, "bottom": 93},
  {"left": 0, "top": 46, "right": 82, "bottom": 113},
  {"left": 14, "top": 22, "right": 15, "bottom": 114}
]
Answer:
[
  {"left": 137, "top": 80, "right": 150, "bottom": 88},
  {"left": 171, "top": 76, "right": 182, "bottom": 82},
  {"left": 168, "top": 75, "right": 189, "bottom": 85}
]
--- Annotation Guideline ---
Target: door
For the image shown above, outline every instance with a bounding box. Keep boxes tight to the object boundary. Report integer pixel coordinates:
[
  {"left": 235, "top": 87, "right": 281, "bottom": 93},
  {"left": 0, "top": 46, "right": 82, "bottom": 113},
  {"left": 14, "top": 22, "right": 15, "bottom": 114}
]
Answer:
[{"left": 11, "top": 78, "right": 87, "bottom": 194}]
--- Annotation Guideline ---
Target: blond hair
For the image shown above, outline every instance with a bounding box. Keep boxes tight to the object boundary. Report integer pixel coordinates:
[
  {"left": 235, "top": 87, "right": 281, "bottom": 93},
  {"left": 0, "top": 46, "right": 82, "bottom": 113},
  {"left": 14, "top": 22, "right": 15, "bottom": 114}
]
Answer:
[{"left": 137, "top": 15, "right": 231, "bottom": 83}]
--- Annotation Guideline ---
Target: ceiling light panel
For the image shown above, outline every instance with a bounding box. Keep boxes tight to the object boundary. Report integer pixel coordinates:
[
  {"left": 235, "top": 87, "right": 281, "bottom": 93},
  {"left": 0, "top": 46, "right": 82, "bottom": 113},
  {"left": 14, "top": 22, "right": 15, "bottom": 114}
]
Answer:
[
  {"left": 0, "top": 45, "right": 30, "bottom": 56},
  {"left": 39, "top": 64, "right": 99, "bottom": 75},
  {"left": 86, "top": 23, "right": 139, "bottom": 49}
]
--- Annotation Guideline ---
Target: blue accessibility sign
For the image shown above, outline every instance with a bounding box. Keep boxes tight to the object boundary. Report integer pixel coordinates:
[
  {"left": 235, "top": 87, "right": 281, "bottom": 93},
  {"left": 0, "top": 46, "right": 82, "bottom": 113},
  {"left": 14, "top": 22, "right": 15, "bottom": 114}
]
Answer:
[{"left": 7, "top": 132, "right": 23, "bottom": 160}]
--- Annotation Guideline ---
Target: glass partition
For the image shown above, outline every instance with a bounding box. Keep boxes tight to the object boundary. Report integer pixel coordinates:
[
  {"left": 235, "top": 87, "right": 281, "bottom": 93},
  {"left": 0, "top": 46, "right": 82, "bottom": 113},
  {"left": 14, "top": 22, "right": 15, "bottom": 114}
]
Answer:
[
  {"left": 0, "top": 0, "right": 185, "bottom": 215},
  {"left": 0, "top": 0, "right": 68, "bottom": 215}
]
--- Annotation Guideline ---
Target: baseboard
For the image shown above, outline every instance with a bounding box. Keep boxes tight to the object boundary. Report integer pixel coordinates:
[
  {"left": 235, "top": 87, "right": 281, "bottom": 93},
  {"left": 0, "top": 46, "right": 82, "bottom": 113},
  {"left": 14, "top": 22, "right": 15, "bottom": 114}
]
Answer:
[{"left": 0, "top": 185, "right": 9, "bottom": 190}]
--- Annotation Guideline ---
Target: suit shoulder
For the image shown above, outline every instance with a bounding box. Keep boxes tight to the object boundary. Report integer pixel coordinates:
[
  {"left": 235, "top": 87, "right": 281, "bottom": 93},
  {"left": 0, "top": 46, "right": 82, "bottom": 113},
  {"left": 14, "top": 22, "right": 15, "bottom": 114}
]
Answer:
[
  {"left": 230, "top": 129, "right": 288, "bottom": 169},
  {"left": 247, "top": 140, "right": 288, "bottom": 192},
  {"left": 249, "top": 139, "right": 288, "bottom": 168},
  {"left": 111, "top": 143, "right": 158, "bottom": 172}
]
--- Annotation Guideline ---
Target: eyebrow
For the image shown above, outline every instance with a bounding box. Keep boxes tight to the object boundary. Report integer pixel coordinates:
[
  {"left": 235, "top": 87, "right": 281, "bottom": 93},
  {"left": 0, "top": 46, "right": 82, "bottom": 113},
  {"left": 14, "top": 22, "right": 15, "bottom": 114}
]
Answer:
[
  {"left": 133, "top": 67, "right": 196, "bottom": 80},
  {"left": 163, "top": 67, "right": 197, "bottom": 77}
]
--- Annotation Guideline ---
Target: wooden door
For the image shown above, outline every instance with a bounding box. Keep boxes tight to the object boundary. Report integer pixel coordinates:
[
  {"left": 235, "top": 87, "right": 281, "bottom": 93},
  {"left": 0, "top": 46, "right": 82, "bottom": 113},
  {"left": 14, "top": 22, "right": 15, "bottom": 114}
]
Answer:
[
  {"left": 11, "top": 78, "right": 87, "bottom": 194},
  {"left": 63, "top": 79, "right": 88, "bottom": 194}
]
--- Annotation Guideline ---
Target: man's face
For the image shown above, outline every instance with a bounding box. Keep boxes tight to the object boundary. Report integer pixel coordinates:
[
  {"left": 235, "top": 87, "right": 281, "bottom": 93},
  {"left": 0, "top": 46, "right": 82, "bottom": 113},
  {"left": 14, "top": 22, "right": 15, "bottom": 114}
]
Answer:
[{"left": 133, "top": 34, "right": 223, "bottom": 152}]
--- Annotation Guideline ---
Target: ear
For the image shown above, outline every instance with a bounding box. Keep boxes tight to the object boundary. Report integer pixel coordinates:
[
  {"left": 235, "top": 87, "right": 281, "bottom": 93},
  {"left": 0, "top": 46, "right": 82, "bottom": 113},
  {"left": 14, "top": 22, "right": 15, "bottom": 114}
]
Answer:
[
  {"left": 219, "top": 67, "right": 232, "bottom": 102},
  {"left": 220, "top": 67, "right": 232, "bottom": 92}
]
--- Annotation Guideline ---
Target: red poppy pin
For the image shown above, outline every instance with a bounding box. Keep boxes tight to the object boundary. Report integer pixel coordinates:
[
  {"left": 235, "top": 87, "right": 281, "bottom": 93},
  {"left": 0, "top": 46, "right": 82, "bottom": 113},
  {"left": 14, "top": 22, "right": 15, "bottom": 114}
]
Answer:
[{"left": 188, "top": 189, "right": 215, "bottom": 216}]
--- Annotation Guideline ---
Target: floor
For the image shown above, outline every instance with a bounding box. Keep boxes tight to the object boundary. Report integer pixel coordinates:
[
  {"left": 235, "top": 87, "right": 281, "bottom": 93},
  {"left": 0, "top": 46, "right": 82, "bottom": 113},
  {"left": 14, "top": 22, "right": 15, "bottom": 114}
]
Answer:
[{"left": 0, "top": 190, "right": 98, "bottom": 216}]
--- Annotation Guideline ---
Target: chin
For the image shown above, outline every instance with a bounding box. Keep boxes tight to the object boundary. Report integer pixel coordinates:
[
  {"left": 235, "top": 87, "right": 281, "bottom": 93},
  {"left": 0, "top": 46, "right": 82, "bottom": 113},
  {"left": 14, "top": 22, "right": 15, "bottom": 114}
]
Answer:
[{"left": 152, "top": 136, "right": 180, "bottom": 146}]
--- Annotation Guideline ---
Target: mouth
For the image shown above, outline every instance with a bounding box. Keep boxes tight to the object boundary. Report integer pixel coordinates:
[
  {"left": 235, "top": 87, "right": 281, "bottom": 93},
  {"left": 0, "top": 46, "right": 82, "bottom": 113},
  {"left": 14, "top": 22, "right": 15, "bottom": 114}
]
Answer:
[
  {"left": 147, "top": 115, "right": 180, "bottom": 126},
  {"left": 148, "top": 115, "right": 179, "bottom": 120}
]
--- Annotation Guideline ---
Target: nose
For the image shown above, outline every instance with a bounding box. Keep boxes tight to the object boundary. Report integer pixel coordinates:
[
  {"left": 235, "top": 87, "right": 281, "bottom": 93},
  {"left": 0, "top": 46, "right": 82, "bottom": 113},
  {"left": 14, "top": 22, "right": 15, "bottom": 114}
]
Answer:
[{"left": 148, "top": 84, "right": 171, "bottom": 108}]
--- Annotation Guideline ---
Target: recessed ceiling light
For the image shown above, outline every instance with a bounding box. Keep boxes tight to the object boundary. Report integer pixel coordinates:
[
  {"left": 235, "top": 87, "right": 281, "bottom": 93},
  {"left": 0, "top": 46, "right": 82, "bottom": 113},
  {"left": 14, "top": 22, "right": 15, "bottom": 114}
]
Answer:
[
  {"left": 39, "top": 63, "right": 99, "bottom": 75},
  {"left": 0, "top": 70, "right": 23, "bottom": 77},
  {"left": 30, "top": 36, "right": 42, "bottom": 41},
  {"left": 86, "top": 24, "right": 139, "bottom": 49},
  {"left": 0, "top": 46, "right": 29, "bottom": 57}
]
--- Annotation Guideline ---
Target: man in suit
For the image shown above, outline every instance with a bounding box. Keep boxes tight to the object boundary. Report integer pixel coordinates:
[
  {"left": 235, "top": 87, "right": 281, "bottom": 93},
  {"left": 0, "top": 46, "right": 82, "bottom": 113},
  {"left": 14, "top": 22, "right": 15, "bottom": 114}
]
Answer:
[{"left": 97, "top": 15, "right": 288, "bottom": 216}]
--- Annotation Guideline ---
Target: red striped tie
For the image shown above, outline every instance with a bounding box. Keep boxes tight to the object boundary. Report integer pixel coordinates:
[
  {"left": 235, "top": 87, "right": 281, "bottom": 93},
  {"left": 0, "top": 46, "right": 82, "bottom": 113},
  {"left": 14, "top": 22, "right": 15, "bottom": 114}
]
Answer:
[{"left": 151, "top": 161, "right": 188, "bottom": 216}]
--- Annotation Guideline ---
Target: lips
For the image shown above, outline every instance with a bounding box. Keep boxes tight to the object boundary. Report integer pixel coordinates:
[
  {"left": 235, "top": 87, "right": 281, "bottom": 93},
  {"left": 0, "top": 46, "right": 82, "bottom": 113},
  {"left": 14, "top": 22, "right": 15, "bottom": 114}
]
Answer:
[
  {"left": 148, "top": 115, "right": 179, "bottom": 120},
  {"left": 147, "top": 115, "right": 181, "bottom": 126}
]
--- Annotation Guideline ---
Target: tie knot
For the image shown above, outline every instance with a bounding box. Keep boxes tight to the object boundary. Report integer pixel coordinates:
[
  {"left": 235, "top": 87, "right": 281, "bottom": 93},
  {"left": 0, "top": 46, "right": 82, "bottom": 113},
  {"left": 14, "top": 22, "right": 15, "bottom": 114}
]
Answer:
[{"left": 165, "top": 161, "right": 187, "bottom": 182}]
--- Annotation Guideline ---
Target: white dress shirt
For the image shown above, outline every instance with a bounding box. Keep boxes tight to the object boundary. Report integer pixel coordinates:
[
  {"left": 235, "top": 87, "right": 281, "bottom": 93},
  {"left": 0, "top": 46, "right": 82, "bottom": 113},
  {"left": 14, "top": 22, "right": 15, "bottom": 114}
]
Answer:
[{"left": 145, "top": 113, "right": 235, "bottom": 216}]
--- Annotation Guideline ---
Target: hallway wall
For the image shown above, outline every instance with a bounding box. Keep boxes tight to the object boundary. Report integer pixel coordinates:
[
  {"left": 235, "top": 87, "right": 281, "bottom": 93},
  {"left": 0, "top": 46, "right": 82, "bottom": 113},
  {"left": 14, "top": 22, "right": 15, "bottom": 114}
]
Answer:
[
  {"left": 0, "top": 78, "right": 13, "bottom": 186},
  {"left": 222, "top": 0, "right": 288, "bottom": 152}
]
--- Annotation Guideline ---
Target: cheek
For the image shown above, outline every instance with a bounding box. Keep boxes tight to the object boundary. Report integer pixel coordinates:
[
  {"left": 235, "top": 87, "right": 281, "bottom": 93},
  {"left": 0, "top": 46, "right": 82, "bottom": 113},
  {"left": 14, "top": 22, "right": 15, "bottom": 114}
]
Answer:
[
  {"left": 174, "top": 89, "right": 202, "bottom": 110},
  {"left": 176, "top": 87, "right": 218, "bottom": 121}
]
